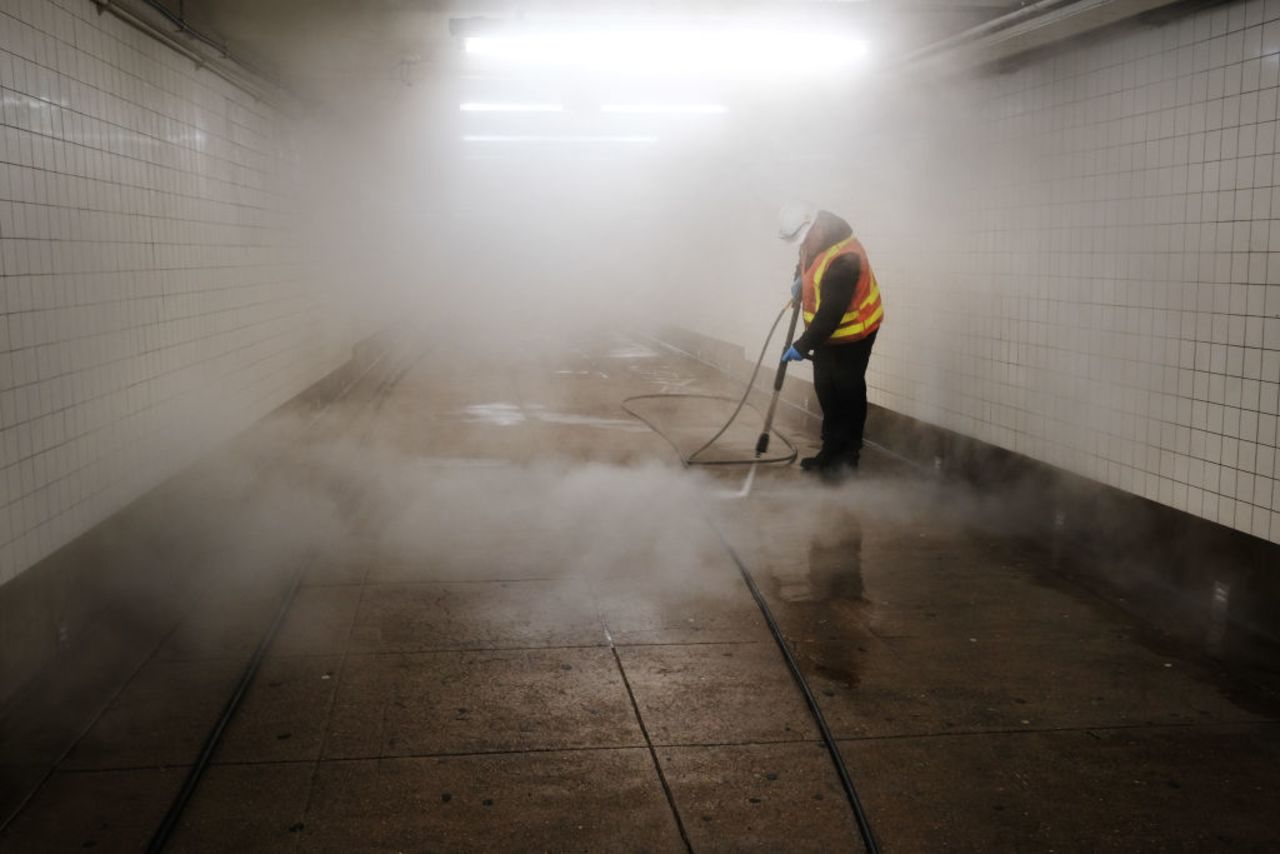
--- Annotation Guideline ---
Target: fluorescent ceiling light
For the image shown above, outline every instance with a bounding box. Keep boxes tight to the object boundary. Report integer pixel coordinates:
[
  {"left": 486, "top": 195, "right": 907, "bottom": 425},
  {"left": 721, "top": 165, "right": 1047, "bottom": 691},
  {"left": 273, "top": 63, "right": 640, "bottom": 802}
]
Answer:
[
  {"left": 464, "top": 31, "right": 868, "bottom": 77},
  {"left": 459, "top": 102, "right": 564, "bottom": 112},
  {"left": 601, "top": 104, "right": 728, "bottom": 114},
  {"left": 463, "top": 134, "right": 658, "bottom": 143}
]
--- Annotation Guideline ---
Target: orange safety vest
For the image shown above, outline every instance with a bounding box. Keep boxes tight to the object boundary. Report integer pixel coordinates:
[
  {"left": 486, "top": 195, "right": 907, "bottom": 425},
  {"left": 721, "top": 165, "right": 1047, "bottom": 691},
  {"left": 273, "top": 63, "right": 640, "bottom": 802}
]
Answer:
[{"left": 801, "top": 235, "right": 883, "bottom": 344}]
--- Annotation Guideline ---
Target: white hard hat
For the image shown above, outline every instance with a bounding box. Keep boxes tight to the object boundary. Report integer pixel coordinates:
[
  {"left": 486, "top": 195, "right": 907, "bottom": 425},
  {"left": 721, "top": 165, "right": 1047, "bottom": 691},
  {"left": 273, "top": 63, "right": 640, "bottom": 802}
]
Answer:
[{"left": 777, "top": 201, "right": 816, "bottom": 244}]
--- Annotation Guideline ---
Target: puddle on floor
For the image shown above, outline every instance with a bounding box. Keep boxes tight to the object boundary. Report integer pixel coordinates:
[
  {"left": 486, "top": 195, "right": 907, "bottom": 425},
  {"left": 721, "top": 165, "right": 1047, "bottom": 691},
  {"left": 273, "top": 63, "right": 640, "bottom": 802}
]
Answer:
[
  {"left": 553, "top": 369, "right": 611, "bottom": 379},
  {"left": 604, "top": 343, "right": 660, "bottom": 359},
  {"left": 415, "top": 457, "right": 515, "bottom": 468},
  {"left": 456, "top": 403, "right": 526, "bottom": 426},
  {"left": 455, "top": 403, "right": 649, "bottom": 432}
]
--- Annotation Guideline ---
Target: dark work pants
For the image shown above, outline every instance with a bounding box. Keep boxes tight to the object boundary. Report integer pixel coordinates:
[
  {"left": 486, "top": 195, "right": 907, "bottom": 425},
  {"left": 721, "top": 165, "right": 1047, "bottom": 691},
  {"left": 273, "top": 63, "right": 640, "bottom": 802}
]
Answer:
[{"left": 811, "top": 330, "right": 877, "bottom": 467}]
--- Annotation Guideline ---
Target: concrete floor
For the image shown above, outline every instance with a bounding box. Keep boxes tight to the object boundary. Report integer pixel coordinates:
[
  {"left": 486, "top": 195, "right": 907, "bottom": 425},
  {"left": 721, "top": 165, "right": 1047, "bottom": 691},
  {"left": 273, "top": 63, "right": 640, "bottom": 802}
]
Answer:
[{"left": 2, "top": 335, "right": 1278, "bottom": 852}]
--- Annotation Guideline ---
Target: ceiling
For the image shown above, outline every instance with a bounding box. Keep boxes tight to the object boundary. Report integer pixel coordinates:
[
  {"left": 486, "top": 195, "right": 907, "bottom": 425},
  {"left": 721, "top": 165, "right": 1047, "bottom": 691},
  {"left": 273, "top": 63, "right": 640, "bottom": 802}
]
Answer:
[{"left": 158, "top": 0, "right": 1031, "bottom": 96}]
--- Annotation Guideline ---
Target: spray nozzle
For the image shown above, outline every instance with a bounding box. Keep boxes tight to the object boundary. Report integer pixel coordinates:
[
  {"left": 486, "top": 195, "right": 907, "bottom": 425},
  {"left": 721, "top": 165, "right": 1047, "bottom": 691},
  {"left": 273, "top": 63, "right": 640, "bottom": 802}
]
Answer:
[{"left": 755, "top": 432, "right": 770, "bottom": 456}]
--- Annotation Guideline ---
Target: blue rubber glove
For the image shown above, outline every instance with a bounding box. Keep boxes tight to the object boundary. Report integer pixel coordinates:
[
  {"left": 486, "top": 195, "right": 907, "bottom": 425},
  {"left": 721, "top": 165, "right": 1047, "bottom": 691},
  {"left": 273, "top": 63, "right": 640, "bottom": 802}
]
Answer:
[
  {"left": 790, "top": 275, "right": 802, "bottom": 302},
  {"left": 781, "top": 345, "right": 804, "bottom": 363}
]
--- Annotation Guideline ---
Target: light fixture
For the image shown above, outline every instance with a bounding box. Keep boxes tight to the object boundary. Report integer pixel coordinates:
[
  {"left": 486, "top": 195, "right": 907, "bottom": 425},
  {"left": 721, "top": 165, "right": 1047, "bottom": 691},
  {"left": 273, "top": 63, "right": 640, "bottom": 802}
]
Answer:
[
  {"left": 601, "top": 104, "right": 728, "bottom": 114},
  {"left": 459, "top": 102, "right": 565, "bottom": 112},
  {"left": 463, "top": 30, "right": 869, "bottom": 77},
  {"left": 462, "top": 134, "right": 659, "bottom": 143}
]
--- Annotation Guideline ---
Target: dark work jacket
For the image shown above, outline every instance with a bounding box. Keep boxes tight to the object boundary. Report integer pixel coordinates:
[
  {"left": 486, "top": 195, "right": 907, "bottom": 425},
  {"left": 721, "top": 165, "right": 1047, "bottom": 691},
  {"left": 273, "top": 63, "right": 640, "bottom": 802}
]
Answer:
[{"left": 792, "top": 212, "right": 860, "bottom": 354}]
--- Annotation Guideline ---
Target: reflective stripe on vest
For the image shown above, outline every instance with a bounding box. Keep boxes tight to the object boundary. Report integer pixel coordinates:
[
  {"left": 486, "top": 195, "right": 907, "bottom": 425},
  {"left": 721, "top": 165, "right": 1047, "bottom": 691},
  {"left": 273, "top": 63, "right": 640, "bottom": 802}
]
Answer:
[{"left": 801, "top": 235, "right": 884, "bottom": 344}]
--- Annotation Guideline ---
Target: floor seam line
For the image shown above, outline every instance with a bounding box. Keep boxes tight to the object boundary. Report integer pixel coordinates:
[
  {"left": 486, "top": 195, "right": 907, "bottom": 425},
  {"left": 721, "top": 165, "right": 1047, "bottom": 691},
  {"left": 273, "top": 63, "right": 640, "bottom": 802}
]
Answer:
[
  {"left": 292, "top": 554, "right": 375, "bottom": 842},
  {"left": 601, "top": 619, "right": 695, "bottom": 853},
  {"left": 827, "top": 718, "right": 1280, "bottom": 742}
]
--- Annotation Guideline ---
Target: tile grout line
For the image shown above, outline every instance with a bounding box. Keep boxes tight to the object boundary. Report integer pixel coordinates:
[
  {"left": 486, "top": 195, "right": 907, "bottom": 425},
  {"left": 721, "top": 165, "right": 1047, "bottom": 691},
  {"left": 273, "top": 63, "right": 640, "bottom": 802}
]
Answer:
[
  {"left": 40, "top": 715, "right": 1280, "bottom": 776},
  {"left": 828, "top": 716, "right": 1280, "bottom": 742},
  {"left": 289, "top": 345, "right": 431, "bottom": 848},
  {"left": 301, "top": 577, "right": 564, "bottom": 588},
  {"left": 287, "top": 528, "right": 380, "bottom": 848},
  {"left": 258, "top": 638, "right": 763, "bottom": 660},
  {"left": 600, "top": 620, "right": 695, "bottom": 854}
]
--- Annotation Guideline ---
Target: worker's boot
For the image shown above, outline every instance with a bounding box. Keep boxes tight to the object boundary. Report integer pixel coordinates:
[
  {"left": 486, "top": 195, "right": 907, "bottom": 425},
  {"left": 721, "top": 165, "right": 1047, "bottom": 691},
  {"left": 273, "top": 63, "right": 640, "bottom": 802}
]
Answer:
[
  {"left": 800, "top": 451, "right": 828, "bottom": 471},
  {"left": 818, "top": 453, "right": 858, "bottom": 483}
]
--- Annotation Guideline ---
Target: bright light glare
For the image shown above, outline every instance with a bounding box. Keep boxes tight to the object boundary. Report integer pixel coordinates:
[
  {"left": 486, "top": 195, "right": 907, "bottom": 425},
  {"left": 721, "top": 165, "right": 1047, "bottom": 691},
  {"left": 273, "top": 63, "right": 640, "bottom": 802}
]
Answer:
[
  {"left": 463, "top": 134, "right": 659, "bottom": 143},
  {"left": 464, "top": 31, "right": 869, "bottom": 77},
  {"left": 601, "top": 104, "right": 728, "bottom": 114},
  {"left": 459, "top": 102, "right": 565, "bottom": 112}
]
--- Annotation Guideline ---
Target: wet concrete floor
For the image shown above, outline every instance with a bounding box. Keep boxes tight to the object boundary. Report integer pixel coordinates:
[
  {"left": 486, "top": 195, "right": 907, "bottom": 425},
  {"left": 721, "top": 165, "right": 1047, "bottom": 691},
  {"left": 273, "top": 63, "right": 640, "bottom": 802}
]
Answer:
[{"left": 1, "top": 335, "right": 1278, "bottom": 852}]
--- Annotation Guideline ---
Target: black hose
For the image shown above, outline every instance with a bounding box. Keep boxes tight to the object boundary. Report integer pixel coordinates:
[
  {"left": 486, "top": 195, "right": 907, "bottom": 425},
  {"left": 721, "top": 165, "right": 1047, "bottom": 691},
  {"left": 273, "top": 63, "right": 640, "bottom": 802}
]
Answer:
[
  {"left": 756, "top": 298, "right": 804, "bottom": 456},
  {"left": 146, "top": 346, "right": 420, "bottom": 852},
  {"left": 621, "top": 301, "right": 800, "bottom": 467},
  {"left": 145, "top": 564, "right": 304, "bottom": 853},
  {"left": 716, "top": 531, "right": 881, "bottom": 854},
  {"left": 625, "top": 307, "right": 880, "bottom": 851}
]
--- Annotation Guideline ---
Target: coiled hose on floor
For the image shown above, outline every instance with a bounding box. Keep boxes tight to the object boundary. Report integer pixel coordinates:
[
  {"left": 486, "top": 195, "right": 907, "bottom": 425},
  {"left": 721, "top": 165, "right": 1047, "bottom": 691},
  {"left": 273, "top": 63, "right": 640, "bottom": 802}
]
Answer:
[{"left": 621, "top": 301, "right": 800, "bottom": 467}]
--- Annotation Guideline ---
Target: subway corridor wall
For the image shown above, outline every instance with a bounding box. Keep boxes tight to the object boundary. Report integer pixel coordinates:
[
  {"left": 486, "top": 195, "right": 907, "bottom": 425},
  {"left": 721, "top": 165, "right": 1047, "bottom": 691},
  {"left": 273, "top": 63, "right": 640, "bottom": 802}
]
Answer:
[
  {"left": 0, "top": 0, "right": 347, "bottom": 587},
  {"left": 786, "top": 1, "right": 1280, "bottom": 546}
]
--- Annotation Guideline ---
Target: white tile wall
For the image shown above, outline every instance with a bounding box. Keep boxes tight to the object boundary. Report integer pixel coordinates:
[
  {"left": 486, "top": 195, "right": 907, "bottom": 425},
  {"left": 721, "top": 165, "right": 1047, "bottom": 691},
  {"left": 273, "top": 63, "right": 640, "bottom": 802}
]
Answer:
[
  {"left": 0, "top": 0, "right": 344, "bottom": 584},
  {"left": 862, "top": 0, "right": 1280, "bottom": 544}
]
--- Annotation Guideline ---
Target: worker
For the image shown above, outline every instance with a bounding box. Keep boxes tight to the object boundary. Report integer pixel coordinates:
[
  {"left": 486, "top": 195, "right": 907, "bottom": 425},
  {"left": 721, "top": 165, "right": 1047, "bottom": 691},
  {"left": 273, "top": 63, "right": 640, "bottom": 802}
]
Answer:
[{"left": 778, "top": 203, "right": 884, "bottom": 479}]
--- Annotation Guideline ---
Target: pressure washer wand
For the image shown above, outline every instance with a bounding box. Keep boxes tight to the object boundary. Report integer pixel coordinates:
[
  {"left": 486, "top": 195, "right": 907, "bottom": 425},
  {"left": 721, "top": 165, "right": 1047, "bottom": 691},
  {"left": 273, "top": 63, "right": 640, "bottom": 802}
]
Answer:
[{"left": 755, "top": 297, "right": 803, "bottom": 457}]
